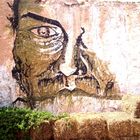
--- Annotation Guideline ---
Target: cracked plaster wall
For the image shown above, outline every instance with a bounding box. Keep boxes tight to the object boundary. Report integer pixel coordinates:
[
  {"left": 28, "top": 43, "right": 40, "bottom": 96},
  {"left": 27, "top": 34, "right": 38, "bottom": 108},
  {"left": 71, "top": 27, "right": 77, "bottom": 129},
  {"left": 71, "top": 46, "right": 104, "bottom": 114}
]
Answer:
[{"left": 0, "top": 0, "right": 140, "bottom": 108}]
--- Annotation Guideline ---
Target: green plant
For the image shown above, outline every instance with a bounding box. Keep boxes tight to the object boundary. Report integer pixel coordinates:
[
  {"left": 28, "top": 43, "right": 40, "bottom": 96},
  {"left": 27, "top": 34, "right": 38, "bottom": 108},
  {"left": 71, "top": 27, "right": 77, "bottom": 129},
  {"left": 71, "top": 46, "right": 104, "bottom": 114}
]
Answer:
[{"left": 0, "top": 107, "right": 68, "bottom": 140}]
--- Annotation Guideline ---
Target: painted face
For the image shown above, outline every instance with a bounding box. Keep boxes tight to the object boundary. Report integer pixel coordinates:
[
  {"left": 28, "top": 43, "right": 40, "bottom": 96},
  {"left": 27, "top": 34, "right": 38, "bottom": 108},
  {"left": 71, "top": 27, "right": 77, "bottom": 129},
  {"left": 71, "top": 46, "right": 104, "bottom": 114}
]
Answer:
[{"left": 12, "top": 0, "right": 120, "bottom": 109}]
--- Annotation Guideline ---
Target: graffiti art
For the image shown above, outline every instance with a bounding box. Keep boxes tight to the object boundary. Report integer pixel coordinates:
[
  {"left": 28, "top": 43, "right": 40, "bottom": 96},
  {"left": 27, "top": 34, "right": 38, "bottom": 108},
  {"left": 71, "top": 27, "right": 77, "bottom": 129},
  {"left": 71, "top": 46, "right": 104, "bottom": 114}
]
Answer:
[{"left": 12, "top": 0, "right": 120, "bottom": 109}]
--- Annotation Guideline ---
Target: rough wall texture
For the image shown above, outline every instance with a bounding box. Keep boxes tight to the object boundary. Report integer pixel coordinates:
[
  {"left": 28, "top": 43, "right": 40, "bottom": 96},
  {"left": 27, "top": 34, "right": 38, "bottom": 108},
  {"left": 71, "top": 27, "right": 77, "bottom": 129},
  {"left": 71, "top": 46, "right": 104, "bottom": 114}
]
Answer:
[
  {"left": 0, "top": 0, "right": 140, "bottom": 112},
  {"left": 0, "top": 0, "right": 18, "bottom": 107}
]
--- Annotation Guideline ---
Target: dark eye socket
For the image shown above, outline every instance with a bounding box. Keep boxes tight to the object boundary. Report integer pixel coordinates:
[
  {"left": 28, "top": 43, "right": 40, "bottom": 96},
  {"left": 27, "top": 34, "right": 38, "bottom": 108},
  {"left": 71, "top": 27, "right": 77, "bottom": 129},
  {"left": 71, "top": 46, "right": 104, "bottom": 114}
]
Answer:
[{"left": 30, "top": 26, "right": 58, "bottom": 38}]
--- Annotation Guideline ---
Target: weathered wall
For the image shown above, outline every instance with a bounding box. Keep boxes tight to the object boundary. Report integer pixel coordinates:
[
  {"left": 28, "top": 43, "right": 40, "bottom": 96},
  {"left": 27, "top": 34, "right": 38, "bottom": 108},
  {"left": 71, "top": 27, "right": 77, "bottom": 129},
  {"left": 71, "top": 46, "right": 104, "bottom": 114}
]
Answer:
[
  {"left": 0, "top": 0, "right": 18, "bottom": 107},
  {"left": 93, "top": 1, "right": 140, "bottom": 95},
  {"left": 0, "top": 0, "right": 140, "bottom": 112}
]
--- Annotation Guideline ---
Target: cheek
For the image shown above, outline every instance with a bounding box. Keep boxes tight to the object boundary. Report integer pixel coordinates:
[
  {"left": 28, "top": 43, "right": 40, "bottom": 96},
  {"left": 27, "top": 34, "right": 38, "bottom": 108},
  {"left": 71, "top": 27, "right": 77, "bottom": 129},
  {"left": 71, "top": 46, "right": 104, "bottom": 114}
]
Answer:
[{"left": 14, "top": 37, "right": 63, "bottom": 76}]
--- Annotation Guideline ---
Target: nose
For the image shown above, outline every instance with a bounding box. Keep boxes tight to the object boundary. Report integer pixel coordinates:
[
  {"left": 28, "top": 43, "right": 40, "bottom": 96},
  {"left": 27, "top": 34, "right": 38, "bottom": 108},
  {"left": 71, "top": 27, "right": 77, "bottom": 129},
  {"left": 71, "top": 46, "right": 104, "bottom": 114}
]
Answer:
[
  {"left": 59, "top": 42, "right": 78, "bottom": 76},
  {"left": 59, "top": 28, "right": 87, "bottom": 76}
]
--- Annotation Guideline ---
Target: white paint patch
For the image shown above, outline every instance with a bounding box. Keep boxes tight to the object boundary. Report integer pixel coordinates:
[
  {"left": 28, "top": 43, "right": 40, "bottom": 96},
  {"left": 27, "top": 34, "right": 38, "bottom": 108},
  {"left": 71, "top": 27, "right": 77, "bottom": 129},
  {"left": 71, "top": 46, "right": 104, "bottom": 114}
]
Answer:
[
  {"left": 39, "top": 44, "right": 63, "bottom": 54},
  {"left": 80, "top": 53, "right": 89, "bottom": 70},
  {"left": 64, "top": 30, "right": 74, "bottom": 66},
  {"left": 60, "top": 63, "right": 77, "bottom": 76},
  {"left": 0, "top": 66, "right": 17, "bottom": 107}
]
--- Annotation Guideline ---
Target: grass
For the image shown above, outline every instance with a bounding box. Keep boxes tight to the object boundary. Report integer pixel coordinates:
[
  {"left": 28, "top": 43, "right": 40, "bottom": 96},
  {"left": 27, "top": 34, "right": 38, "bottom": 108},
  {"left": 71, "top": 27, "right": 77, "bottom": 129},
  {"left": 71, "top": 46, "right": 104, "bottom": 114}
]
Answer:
[{"left": 0, "top": 107, "right": 68, "bottom": 140}]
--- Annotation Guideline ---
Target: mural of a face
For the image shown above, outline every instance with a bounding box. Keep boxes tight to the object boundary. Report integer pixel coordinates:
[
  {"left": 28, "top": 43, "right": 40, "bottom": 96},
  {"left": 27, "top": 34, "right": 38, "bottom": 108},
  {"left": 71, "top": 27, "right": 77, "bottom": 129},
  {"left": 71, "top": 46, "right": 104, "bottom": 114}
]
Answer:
[{"left": 12, "top": 0, "right": 120, "bottom": 109}]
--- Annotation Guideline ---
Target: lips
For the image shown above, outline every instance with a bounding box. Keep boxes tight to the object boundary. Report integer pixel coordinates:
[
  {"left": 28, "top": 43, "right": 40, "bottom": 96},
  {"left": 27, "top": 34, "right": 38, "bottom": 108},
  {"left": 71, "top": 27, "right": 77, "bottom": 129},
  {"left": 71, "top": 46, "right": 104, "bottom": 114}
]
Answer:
[{"left": 56, "top": 88, "right": 94, "bottom": 97}]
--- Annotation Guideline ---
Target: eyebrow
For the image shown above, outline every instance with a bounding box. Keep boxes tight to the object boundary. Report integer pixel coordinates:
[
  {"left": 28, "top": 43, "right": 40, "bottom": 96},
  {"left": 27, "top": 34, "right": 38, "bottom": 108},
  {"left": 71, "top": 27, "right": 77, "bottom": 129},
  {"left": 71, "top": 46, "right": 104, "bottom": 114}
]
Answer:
[{"left": 21, "top": 12, "right": 68, "bottom": 41}]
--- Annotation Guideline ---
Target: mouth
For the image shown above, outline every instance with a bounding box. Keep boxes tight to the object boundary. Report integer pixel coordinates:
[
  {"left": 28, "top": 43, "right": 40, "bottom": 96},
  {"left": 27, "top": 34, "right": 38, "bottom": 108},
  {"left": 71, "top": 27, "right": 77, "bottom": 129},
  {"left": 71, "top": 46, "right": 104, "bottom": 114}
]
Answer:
[{"left": 57, "top": 87, "right": 94, "bottom": 96}]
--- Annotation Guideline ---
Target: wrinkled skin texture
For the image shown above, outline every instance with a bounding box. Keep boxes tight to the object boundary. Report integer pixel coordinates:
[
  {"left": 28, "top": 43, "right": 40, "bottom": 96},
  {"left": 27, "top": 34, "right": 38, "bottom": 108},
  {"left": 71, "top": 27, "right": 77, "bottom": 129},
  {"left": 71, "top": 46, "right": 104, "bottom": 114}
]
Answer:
[{"left": 12, "top": 0, "right": 120, "bottom": 108}]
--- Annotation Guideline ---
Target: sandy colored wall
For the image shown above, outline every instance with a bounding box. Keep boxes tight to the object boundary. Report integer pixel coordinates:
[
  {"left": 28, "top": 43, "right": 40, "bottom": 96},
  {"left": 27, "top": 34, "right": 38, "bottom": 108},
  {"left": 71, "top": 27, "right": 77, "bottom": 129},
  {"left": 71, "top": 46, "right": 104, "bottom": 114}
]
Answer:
[
  {"left": 0, "top": 0, "right": 140, "bottom": 108},
  {"left": 0, "top": 0, "right": 18, "bottom": 107}
]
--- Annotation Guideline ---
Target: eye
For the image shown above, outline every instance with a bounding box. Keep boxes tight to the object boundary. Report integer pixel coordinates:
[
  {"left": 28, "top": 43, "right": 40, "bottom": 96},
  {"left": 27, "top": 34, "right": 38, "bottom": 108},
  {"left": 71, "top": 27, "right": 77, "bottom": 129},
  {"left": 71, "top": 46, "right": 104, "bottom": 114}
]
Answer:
[{"left": 30, "top": 26, "right": 58, "bottom": 38}]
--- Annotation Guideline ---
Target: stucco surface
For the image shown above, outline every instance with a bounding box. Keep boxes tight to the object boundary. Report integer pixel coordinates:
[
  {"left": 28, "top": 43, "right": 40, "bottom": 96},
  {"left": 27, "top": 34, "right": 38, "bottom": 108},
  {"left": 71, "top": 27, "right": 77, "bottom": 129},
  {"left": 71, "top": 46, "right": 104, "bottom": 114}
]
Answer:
[{"left": 0, "top": 0, "right": 140, "bottom": 111}]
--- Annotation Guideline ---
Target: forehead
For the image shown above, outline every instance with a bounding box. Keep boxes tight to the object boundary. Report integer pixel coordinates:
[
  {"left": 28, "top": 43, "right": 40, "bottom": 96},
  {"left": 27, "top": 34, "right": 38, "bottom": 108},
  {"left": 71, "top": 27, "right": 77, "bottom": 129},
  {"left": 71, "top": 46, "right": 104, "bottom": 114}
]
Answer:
[
  {"left": 19, "top": 0, "right": 94, "bottom": 31},
  {"left": 18, "top": 0, "right": 139, "bottom": 44}
]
